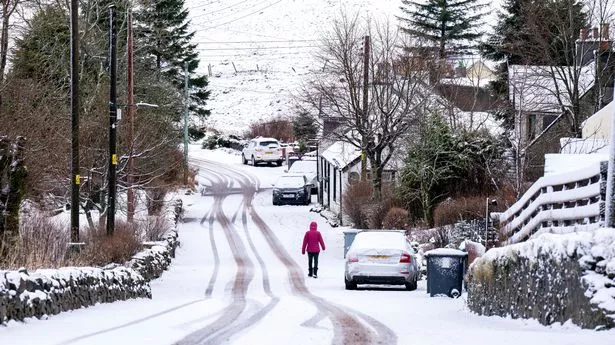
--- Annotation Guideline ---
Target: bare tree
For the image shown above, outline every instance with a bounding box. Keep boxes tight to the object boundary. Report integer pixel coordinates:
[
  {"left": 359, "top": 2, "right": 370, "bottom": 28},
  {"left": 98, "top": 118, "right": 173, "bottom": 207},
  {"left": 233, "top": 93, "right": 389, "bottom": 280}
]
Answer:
[{"left": 303, "top": 12, "right": 430, "bottom": 199}]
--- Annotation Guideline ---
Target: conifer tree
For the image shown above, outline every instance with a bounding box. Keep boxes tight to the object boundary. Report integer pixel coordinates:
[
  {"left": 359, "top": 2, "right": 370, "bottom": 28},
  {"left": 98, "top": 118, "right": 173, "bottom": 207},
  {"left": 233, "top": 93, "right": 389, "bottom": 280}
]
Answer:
[
  {"left": 398, "top": 0, "right": 486, "bottom": 59},
  {"left": 135, "top": 0, "right": 210, "bottom": 119}
]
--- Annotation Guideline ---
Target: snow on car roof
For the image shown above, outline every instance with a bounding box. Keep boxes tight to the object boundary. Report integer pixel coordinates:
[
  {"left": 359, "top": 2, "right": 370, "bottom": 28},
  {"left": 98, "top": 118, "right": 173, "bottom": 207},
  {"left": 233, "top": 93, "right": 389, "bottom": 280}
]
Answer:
[
  {"left": 275, "top": 175, "right": 305, "bottom": 188},
  {"left": 288, "top": 160, "right": 316, "bottom": 173},
  {"left": 351, "top": 231, "right": 406, "bottom": 250}
]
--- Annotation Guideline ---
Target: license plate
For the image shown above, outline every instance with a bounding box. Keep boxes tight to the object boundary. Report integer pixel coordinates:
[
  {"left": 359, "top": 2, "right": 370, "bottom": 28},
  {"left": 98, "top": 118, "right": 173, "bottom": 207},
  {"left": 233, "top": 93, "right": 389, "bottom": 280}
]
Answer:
[
  {"left": 282, "top": 194, "right": 294, "bottom": 198},
  {"left": 368, "top": 255, "right": 390, "bottom": 262},
  {"left": 264, "top": 151, "right": 272, "bottom": 154}
]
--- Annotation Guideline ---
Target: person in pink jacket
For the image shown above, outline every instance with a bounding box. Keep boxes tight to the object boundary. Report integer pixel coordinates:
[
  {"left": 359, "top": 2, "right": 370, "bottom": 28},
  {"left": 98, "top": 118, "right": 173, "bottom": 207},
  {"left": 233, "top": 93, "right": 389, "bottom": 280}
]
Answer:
[{"left": 302, "top": 221, "right": 326, "bottom": 278}]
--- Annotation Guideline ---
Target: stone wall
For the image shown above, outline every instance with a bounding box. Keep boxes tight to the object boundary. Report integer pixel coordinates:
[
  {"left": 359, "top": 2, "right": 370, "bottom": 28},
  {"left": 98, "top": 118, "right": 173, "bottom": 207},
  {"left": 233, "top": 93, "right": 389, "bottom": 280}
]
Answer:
[
  {"left": 466, "top": 229, "right": 615, "bottom": 329},
  {"left": 0, "top": 229, "right": 180, "bottom": 324}
]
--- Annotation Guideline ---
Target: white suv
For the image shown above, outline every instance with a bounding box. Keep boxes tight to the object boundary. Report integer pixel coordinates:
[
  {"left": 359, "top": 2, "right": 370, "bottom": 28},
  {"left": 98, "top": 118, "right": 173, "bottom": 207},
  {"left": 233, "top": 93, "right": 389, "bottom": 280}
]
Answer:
[{"left": 242, "top": 137, "right": 283, "bottom": 166}]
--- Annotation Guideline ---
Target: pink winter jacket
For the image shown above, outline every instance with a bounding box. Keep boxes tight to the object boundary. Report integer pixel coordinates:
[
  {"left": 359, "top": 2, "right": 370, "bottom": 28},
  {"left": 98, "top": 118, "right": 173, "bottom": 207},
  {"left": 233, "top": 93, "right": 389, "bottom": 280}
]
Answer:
[{"left": 302, "top": 221, "right": 325, "bottom": 254}]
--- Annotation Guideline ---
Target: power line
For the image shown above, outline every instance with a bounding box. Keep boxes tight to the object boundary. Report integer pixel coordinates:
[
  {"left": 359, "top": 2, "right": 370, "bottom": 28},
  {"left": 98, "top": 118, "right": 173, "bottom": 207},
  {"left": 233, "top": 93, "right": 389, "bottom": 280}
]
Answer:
[
  {"left": 194, "top": 0, "right": 284, "bottom": 31},
  {"left": 195, "top": 45, "right": 318, "bottom": 51},
  {"left": 194, "top": 39, "right": 318, "bottom": 44}
]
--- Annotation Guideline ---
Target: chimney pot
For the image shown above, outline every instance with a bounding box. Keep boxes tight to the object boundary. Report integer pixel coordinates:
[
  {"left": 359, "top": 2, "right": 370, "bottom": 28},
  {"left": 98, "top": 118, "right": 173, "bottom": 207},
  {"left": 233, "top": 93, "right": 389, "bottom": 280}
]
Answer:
[
  {"left": 602, "top": 23, "right": 610, "bottom": 40},
  {"left": 593, "top": 27, "right": 600, "bottom": 39}
]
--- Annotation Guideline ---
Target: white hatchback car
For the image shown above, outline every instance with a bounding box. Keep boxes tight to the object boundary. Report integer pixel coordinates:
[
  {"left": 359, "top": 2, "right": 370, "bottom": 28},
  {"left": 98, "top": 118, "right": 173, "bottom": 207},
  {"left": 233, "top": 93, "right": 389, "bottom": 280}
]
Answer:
[
  {"left": 242, "top": 137, "right": 283, "bottom": 166},
  {"left": 344, "top": 231, "right": 420, "bottom": 290},
  {"left": 286, "top": 160, "right": 317, "bottom": 193}
]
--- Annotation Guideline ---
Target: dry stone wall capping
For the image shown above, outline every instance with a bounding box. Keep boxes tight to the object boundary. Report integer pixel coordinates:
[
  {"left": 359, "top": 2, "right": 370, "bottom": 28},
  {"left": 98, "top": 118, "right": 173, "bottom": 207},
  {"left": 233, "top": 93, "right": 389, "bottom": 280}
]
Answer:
[
  {"left": 466, "top": 228, "right": 615, "bottom": 330},
  {"left": 0, "top": 225, "right": 181, "bottom": 325}
]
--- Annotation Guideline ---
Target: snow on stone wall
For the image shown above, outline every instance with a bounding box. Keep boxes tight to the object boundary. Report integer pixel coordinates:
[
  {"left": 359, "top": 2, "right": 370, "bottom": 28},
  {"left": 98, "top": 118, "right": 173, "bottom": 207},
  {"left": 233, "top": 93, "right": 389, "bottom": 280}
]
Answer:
[
  {"left": 0, "top": 229, "right": 180, "bottom": 324},
  {"left": 466, "top": 228, "right": 615, "bottom": 329}
]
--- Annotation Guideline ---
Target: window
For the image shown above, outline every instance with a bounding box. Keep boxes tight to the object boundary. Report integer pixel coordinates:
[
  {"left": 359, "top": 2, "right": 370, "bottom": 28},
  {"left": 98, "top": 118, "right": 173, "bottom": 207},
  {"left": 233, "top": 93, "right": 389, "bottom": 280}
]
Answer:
[
  {"left": 333, "top": 167, "right": 337, "bottom": 202},
  {"left": 348, "top": 172, "right": 360, "bottom": 184},
  {"left": 527, "top": 114, "right": 537, "bottom": 140}
]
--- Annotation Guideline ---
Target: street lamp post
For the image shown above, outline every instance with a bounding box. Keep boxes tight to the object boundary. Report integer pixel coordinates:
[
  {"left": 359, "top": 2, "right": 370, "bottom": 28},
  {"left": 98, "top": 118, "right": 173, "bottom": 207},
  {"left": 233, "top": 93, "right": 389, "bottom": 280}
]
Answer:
[{"left": 485, "top": 198, "right": 497, "bottom": 249}]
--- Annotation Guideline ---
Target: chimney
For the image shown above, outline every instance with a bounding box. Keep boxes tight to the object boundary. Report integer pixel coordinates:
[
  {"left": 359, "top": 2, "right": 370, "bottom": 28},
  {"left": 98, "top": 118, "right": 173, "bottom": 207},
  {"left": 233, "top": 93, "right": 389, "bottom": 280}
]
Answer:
[
  {"left": 580, "top": 27, "right": 589, "bottom": 40},
  {"left": 602, "top": 23, "right": 610, "bottom": 40},
  {"left": 593, "top": 27, "right": 600, "bottom": 40}
]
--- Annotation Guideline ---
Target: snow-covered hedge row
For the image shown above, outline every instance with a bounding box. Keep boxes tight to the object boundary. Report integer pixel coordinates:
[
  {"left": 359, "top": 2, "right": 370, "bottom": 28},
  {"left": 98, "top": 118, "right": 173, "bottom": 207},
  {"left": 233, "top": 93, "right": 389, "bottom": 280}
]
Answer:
[
  {"left": 466, "top": 229, "right": 615, "bottom": 329},
  {"left": 0, "top": 229, "right": 180, "bottom": 324}
]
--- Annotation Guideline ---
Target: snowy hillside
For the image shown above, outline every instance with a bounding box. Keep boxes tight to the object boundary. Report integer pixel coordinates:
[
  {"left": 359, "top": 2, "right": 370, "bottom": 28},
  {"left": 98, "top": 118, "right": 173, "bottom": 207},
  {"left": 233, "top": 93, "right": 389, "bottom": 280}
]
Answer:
[{"left": 186, "top": 0, "right": 498, "bottom": 136}]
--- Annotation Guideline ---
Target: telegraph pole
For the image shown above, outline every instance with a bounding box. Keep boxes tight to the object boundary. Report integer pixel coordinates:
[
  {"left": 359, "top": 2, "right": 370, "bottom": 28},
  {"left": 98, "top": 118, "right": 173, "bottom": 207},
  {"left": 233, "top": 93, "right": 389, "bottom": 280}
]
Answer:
[
  {"left": 361, "top": 35, "right": 370, "bottom": 180},
  {"left": 183, "top": 61, "right": 189, "bottom": 185},
  {"left": 70, "top": 0, "right": 80, "bottom": 242},
  {"left": 606, "top": 87, "right": 615, "bottom": 227},
  {"left": 126, "top": 9, "right": 135, "bottom": 222},
  {"left": 107, "top": 5, "right": 117, "bottom": 236}
]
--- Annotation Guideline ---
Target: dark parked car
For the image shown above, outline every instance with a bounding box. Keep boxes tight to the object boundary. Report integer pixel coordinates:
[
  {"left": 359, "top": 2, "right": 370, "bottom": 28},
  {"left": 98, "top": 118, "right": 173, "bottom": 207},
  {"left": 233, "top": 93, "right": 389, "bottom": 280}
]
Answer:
[
  {"left": 286, "top": 160, "right": 317, "bottom": 194},
  {"left": 272, "top": 174, "right": 311, "bottom": 205}
]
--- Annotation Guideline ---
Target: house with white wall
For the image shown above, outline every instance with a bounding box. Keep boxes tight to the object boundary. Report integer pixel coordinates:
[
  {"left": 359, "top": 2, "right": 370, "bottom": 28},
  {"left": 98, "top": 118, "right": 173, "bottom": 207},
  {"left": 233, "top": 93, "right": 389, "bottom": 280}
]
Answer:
[{"left": 318, "top": 140, "right": 400, "bottom": 222}]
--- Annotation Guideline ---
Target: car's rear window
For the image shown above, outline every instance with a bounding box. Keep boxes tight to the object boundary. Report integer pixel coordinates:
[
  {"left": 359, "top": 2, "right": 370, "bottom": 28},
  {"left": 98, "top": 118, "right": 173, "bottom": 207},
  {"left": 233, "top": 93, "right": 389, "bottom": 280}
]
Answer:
[
  {"left": 259, "top": 141, "right": 279, "bottom": 147},
  {"left": 351, "top": 232, "right": 404, "bottom": 250}
]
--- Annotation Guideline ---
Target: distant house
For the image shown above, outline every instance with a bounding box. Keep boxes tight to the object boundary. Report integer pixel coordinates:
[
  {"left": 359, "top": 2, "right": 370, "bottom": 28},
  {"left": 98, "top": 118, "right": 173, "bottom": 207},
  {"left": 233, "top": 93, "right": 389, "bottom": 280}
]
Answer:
[
  {"left": 317, "top": 140, "right": 399, "bottom": 222},
  {"left": 509, "top": 25, "right": 615, "bottom": 180}
]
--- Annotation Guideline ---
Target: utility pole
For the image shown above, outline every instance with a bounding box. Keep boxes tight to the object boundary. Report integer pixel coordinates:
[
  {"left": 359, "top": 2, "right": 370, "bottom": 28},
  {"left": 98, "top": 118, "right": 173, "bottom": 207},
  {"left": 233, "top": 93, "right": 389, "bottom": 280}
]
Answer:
[
  {"left": 183, "top": 61, "right": 189, "bottom": 185},
  {"left": 69, "top": 0, "right": 80, "bottom": 242},
  {"left": 107, "top": 5, "right": 117, "bottom": 236},
  {"left": 126, "top": 8, "right": 135, "bottom": 223},
  {"left": 361, "top": 35, "right": 370, "bottom": 180},
  {"left": 606, "top": 86, "right": 615, "bottom": 227}
]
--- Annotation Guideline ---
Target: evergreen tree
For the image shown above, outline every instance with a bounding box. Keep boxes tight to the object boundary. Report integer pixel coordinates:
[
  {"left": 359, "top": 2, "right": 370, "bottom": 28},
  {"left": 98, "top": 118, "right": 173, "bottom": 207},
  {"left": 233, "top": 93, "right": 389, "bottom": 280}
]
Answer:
[
  {"left": 134, "top": 0, "right": 210, "bottom": 119},
  {"left": 481, "top": 0, "right": 587, "bottom": 66},
  {"left": 292, "top": 112, "right": 318, "bottom": 142},
  {"left": 398, "top": 0, "right": 486, "bottom": 59}
]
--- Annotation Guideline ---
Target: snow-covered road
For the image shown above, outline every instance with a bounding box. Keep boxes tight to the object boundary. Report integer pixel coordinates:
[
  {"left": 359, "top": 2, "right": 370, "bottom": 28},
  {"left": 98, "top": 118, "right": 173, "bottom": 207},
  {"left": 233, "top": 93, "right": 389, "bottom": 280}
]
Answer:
[{"left": 1, "top": 147, "right": 614, "bottom": 345}]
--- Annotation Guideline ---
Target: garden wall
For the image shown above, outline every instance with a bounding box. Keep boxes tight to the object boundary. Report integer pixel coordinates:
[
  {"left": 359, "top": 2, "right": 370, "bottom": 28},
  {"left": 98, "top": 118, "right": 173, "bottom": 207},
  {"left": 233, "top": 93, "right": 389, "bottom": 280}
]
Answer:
[
  {"left": 0, "top": 229, "right": 180, "bottom": 324},
  {"left": 466, "top": 228, "right": 615, "bottom": 329}
]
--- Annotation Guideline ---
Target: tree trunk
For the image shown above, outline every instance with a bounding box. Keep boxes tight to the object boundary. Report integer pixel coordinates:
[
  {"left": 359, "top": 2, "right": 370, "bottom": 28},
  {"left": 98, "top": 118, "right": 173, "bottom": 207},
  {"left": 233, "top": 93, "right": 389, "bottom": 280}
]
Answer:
[
  {"left": 1, "top": 137, "right": 26, "bottom": 260},
  {"left": 0, "top": 136, "right": 10, "bottom": 240}
]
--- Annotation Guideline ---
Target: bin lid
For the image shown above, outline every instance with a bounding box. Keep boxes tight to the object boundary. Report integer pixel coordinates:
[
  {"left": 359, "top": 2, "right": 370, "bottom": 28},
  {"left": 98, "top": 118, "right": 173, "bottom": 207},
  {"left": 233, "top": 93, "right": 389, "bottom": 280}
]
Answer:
[
  {"left": 343, "top": 229, "right": 363, "bottom": 234},
  {"left": 424, "top": 248, "right": 468, "bottom": 257}
]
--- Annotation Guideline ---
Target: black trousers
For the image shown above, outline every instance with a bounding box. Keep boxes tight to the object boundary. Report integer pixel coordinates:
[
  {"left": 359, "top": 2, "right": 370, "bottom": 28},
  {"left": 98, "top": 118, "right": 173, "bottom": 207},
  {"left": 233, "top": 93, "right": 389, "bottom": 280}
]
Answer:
[{"left": 308, "top": 252, "right": 319, "bottom": 275}]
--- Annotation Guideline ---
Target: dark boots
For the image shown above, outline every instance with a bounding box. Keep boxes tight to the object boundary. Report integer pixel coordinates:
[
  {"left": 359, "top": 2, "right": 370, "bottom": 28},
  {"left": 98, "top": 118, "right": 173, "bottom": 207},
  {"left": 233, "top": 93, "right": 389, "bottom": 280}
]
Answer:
[
  {"left": 308, "top": 268, "right": 313, "bottom": 277},
  {"left": 313, "top": 268, "right": 318, "bottom": 278}
]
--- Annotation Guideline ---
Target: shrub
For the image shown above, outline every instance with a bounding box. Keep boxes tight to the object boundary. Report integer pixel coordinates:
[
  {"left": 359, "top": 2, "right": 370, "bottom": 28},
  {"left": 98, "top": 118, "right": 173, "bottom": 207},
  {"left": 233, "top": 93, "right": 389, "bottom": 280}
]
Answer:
[
  {"left": 382, "top": 207, "right": 410, "bottom": 229},
  {"left": 245, "top": 118, "right": 294, "bottom": 142},
  {"left": 433, "top": 196, "right": 486, "bottom": 227},
  {"left": 368, "top": 184, "right": 399, "bottom": 229},
  {"left": 78, "top": 221, "right": 142, "bottom": 266},
  {"left": 342, "top": 180, "right": 373, "bottom": 229},
  {"left": 140, "top": 215, "right": 172, "bottom": 241},
  {"left": 7, "top": 214, "right": 69, "bottom": 269}
]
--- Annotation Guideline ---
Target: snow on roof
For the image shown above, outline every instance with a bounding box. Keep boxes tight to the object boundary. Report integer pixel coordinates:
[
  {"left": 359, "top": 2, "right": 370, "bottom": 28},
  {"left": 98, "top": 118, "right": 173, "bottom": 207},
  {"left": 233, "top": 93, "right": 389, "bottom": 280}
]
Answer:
[
  {"left": 544, "top": 153, "right": 608, "bottom": 176},
  {"left": 508, "top": 63, "right": 595, "bottom": 112},
  {"left": 320, "top": 140, "right": 361, "bottom": 169},
  {"left": 560, "top": 137, "right": 609, "bottom": 154}
]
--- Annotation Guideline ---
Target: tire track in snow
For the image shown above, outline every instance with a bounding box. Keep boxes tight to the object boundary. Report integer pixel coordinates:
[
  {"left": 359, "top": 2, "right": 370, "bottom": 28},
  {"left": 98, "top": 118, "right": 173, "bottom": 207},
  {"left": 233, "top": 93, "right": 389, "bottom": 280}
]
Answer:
[
  {"left": 207, "top": 159, "right": 398, "bottom": 345},
  {"left": 177, "top": 161, "right": 283, "bottom": 344},
  {"left": 197, "top": 186, "right": 280, "bottom": 345}
]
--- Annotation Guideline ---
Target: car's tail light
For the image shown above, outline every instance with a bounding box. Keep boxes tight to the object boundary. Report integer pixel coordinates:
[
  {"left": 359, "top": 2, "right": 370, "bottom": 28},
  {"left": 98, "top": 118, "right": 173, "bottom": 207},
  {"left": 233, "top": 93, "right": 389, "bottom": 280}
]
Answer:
[
  {"left": 347, "top": 255, "right": 359, "bottom": 263},
  {"left": 255, "top": 147, "right": 263, "bottom": 152},
  {"left": 399, "top": 253, "right": 412, "bottom": 263}
]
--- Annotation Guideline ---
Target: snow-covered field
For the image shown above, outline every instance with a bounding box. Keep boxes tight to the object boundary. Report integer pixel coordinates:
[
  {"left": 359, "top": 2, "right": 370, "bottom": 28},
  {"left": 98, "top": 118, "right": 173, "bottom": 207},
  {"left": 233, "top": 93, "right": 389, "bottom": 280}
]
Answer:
[
  {"left": 188, "top": 0, "right": 500, "bottom": 135},
  {"left": 1, "top": 146, "right": 614, "bottom": 344}
]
